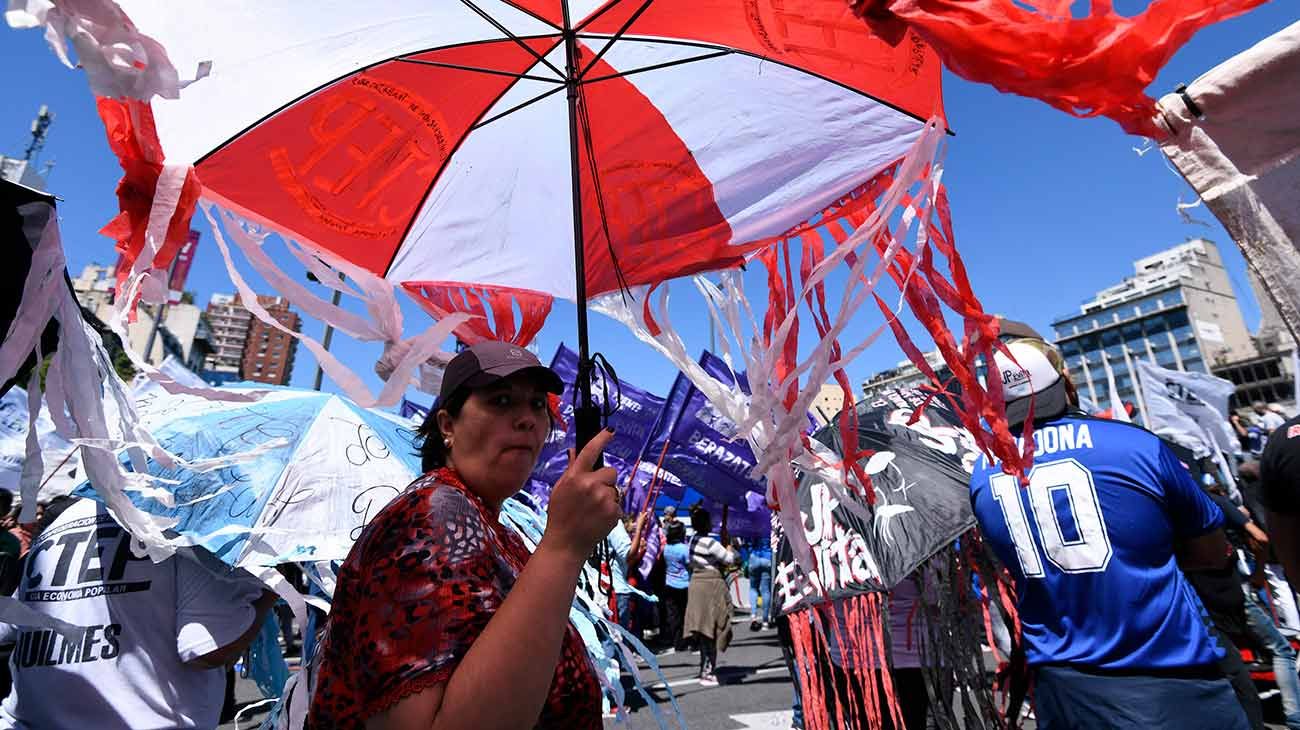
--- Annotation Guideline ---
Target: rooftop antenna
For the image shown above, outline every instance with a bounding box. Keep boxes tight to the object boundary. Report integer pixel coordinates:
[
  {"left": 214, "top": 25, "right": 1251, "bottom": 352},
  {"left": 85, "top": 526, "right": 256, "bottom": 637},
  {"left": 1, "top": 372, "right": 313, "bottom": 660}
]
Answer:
[{"left": 23, "top": 105, "right": 54, "bottom": 161}]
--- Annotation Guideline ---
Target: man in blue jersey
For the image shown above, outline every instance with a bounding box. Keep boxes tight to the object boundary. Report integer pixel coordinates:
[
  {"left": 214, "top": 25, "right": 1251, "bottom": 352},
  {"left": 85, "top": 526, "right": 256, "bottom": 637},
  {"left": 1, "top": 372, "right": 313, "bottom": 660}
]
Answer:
[{"left": 969, "top": 338, "right": 1247, "bottom": 729}]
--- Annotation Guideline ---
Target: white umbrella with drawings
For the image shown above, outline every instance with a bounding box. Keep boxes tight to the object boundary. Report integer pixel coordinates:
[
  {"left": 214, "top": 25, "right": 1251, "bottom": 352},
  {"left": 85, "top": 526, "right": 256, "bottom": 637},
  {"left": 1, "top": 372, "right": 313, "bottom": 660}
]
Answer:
[{"left": 72, "top": 386, "right": 424, "bottom": 569}]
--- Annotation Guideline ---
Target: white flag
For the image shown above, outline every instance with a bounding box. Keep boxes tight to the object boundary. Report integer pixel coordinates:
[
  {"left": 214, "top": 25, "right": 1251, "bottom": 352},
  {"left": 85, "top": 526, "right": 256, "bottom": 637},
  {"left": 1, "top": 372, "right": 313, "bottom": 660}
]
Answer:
[
  {"left": 1134, "top": 360, "right": 1239, "bottom": 458},
  {"left": 1100, "top": 356, "right": 1131, "bottom": 423}
]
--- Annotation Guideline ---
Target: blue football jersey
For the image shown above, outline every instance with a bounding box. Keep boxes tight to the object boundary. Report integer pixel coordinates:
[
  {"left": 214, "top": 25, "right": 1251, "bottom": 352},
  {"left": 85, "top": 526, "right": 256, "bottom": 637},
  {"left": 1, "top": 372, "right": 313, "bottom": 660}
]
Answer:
[{"left": 969, "top": 414, "right": 1225, "bottom": 669}]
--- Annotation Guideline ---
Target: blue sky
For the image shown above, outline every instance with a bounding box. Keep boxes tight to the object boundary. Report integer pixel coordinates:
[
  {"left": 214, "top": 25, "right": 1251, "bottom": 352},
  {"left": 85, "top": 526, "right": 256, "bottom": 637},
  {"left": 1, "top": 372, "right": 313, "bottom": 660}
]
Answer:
[{"left": 2, "top": 3, "right": 1295, "bottom": 409}]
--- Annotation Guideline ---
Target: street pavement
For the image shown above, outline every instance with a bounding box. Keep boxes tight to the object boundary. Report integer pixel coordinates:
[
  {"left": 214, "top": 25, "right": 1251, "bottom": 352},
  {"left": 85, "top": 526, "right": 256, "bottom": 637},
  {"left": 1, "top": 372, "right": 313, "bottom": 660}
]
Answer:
[
  {"left": 217, "top": 615, "right": 800, "bottom": 730},
  {"left": 218, "top": 612, "right": 1292, "bottom": 730},
  {"left": 605, "top": 618, "right": 797, "bottom": 730}
]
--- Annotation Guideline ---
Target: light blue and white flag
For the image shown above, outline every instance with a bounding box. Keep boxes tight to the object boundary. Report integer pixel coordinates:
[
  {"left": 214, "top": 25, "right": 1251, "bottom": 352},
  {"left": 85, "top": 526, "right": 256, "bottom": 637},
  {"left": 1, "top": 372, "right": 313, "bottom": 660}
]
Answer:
[{"left": 76, "top": 385, "right": 422, "bottom": 568}]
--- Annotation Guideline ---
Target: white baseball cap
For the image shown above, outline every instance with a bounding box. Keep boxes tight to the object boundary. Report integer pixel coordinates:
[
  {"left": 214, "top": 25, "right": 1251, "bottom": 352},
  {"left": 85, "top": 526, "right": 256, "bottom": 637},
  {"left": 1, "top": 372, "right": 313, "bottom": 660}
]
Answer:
[{"left": 991, "top": 339, "right": 1069, "bottom": 427}]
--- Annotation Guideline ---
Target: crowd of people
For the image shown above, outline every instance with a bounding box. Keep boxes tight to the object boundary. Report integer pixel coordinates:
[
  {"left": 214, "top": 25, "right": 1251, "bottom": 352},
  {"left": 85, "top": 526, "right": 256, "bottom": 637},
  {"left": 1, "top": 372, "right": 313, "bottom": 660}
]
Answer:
[{"left": 3, "top": 337, "right": 1300, "bottom": 730}]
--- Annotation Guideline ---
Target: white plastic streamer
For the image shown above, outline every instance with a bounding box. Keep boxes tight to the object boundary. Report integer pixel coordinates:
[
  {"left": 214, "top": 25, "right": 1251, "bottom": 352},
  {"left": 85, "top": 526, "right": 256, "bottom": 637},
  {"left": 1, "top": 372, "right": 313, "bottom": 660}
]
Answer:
[
  {"left": 0, "top": 594, "right": 89, "bottom": 639},
  {"left": 594, "top": 119, "right": 948, "bottom": 582},
  {"left": 5, "top": 0, "right": 210, "bottom": 100},
  {"left": 253, "top": 565, "right": 308, "bottom": 646},
  {"left": 200, "top": 203, "right": 468, "bottom": 409}
]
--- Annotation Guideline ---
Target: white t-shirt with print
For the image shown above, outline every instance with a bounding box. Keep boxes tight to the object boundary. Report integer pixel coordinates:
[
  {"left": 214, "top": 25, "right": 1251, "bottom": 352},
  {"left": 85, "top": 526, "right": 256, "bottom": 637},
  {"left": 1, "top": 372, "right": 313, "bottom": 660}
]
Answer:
[{"left": 0, "top": 499, "right": 263, "bottom": 729}]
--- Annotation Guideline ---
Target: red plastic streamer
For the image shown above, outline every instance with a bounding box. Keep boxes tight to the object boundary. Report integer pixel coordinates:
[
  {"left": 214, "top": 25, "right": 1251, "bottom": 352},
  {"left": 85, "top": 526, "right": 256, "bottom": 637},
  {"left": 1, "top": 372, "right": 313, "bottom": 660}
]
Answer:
[
  {"left": 853, "top": 0, "right": 1270, "bottom": 137},
  {"left": 791, "top": 594, "right": 902, "bottom": 730},
  {"left": 96, "top": 98, "right": 201, "bottom": 293},
  {"left": 868, "top": 182, "right": 1034, "bottom": 483},
  {"left": 402, "top": 281, "right": 553, "bottom": 347}
]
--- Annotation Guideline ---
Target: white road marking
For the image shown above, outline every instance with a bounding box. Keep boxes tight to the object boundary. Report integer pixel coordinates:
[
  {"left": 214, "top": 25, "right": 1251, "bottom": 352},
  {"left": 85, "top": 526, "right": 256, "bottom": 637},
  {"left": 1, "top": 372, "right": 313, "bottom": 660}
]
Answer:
[
  {"left": 651, "top": 664, "right": 789, "bottom": 691},
  {"left": 729, "top": 710, "right": 795, "bottom": 729}
]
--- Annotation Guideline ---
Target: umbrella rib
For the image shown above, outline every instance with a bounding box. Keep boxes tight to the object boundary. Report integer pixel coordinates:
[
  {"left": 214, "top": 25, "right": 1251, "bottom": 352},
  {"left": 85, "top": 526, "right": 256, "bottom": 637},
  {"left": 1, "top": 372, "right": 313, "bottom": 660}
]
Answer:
[
  {"left": 577, "top": 34, "right": 939, "bottom": 129},
  {"left": 470, "top": 84, "right": 567, "bottom": 130},
  {"left": 459, "top": 0, "right": 566, "bottom": 78},
  {"left": 396, "top": 57, "right": 563, "bottom": 83},
  {"left": 581, "top": 49, "right": 733, "bottom": 84},
  {"left": 382, "top": 37, "right": 566, "bottom": 276},
  {"left": 574, "top": 0, "right": 630, "bottom": 32},
  {"left": 576, "top": 0, "right": 657, "bottom": 80},
  {"left": 574, "top": 79, "right": 634, "bottom": 297},
  {"left": 499, "top": 0, "right": 564, "bottom": 32},
  {"left": 192, "top": 34, "right": 562, "bottom": 168}
]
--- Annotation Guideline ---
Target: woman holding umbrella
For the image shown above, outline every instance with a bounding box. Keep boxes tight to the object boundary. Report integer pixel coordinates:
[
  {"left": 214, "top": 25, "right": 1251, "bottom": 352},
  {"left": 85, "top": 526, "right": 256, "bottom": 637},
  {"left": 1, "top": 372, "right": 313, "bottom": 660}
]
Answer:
[{"left": 308, "top": 341, "right": 621, "bottom": 730}]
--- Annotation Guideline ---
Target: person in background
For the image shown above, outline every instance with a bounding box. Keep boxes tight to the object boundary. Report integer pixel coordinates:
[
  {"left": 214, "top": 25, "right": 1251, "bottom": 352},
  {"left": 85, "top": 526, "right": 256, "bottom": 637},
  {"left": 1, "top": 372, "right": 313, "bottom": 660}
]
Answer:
[
  {"left": 660, "top": 521, "right": 691, "bottom": 653},
  {"left": 0, "top": 492, "right": 20, "bottom": 591},
  {"left": 1183, "top": 473, "right": 1266, "bottom": 729},
  {"left": 0, "top": 497, "right": 276, "bottom": 729},
  {"left": 1261, "top": 412, "right": 1300, "bottom": 597},
  {"left": 746, "top": 536, "right": 773, "bottom": 632},
  {"left": 6, "top": 503, "right": 39, "bottom": 558},
  {"left": 683, "top": 505, "right": 737, "bottom": 686},
  {"left": 0, "top": 490, "right": 17, "bottom": 558},
  {"left": 1232, "top": 414, "right": 1267, "bottom": 457},
  {"left": 969, "top": 338, "right": 1246, "bottom": 729},
  {"left": 308, "top": 341, "right": 617, "bottom": 730},
  {"left": 608, "top": 514, "right": 650, "bottom": 637},
  {"left": 661, "top": 505, "right": 682, "bottom": 531},
  {"left": 1255, "top": 401, "right": 1287, "bottom": 433}
]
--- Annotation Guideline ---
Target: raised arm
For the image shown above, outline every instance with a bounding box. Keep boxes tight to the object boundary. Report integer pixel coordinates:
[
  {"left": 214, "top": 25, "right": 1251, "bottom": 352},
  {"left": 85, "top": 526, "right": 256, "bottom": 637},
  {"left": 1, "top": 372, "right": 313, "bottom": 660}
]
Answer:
[{"left": 368, "top": 431, "right": 620, "bottom": 730}]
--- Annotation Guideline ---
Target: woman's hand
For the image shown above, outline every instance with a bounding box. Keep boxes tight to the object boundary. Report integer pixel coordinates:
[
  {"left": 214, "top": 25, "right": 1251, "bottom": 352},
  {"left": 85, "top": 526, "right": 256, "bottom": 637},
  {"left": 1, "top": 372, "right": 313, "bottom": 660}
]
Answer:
[{"left": 541, "top": 429, "right": 621, "bottom": 559}]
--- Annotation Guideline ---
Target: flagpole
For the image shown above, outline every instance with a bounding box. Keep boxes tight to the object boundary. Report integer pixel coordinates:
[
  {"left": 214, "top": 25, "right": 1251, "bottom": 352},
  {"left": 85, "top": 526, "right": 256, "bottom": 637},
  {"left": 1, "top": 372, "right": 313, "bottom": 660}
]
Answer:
[
  {"left": 1132, "top": 358, "right": 1153, "bottom": 429},
  {"left": 562, "top": 0, "right": 600, "bottom": 452}
]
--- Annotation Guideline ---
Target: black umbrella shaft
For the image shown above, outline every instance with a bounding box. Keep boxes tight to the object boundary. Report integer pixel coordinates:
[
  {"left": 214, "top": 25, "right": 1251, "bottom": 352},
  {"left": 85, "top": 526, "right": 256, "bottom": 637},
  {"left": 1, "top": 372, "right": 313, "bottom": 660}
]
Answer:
[{"left": 562, "top": 13, "right": 601, "bottom": 454}]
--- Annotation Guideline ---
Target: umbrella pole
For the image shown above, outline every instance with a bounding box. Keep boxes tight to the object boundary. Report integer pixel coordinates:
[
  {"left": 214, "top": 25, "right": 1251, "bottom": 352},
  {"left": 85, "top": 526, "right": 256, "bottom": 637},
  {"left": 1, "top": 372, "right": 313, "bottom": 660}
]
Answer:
[{"left": 562, "top": 10, "right": 601, "bottom": 453}]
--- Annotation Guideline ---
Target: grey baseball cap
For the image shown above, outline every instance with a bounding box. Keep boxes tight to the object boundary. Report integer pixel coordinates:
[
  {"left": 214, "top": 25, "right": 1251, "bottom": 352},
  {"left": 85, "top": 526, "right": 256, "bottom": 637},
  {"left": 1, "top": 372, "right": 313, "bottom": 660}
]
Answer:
[{"left": 438, "top": 341, "right": 563, "bottom": 403}]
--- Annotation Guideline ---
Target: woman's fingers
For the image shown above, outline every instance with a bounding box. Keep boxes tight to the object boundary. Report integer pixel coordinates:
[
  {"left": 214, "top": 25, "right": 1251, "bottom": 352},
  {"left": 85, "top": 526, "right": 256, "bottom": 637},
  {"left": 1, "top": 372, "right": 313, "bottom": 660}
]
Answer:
[{"left": 569, "top": 429, "right": 615, "bottom": 474}]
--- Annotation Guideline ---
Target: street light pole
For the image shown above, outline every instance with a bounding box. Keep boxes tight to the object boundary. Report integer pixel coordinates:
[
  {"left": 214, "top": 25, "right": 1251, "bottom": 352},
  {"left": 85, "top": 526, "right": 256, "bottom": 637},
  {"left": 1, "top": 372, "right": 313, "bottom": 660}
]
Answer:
[
  {"left": 313, "top": 287, "right": 343, "bottom": 392},
  {"left": 311, "top": 269, "right": 345, "bottom": 392},
  {"left": 141, "top": 256, "right": 181, "bottom": 365}
]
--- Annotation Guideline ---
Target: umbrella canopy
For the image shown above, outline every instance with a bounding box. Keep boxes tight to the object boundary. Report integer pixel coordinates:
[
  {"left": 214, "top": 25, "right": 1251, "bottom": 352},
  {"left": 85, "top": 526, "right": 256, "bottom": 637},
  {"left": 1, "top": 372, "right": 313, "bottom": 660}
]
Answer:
[
  {"left": 97, "top": 1, "right": 943, "bottom": 314},
  {"left": 75, "top": 385, "right": 422, "bottom": 568},
  {"left": 776, "top": 385, "right": 978, "bottom": 611}
]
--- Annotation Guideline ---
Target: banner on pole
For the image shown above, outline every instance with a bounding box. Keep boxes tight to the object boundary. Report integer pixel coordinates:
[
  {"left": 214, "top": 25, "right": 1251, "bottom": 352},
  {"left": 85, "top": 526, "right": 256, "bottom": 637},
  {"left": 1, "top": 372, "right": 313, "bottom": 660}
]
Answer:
[
  {"left": 1134, "top": 360, "right": 1238, "bottom": 458},
  {"left": 775, "top": 387, "right": 979, "bottom": 612}
]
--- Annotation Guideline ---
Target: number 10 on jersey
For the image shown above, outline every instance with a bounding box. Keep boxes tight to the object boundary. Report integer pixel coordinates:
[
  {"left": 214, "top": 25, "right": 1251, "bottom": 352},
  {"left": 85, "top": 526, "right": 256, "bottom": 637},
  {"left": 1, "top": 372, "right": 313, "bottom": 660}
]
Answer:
[{"left": 990, "top": 458, "right": 1113, "bottom": 577}]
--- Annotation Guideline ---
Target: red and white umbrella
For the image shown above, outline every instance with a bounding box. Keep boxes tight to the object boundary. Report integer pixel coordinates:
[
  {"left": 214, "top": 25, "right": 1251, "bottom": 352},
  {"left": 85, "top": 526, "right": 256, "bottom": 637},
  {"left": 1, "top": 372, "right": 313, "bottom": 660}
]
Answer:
[
  {"left": 17, "top": 1, "right": 943, "bottom": 440},
  {"left": 89, "top": 1, "right": 942, "bottom": 308}
]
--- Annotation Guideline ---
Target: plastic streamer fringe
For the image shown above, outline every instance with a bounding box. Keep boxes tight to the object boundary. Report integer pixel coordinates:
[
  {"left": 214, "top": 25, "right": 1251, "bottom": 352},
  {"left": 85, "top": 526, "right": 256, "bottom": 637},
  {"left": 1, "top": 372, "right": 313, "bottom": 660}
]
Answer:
[
  {"left": 199, "top": 203, "right": 468, "bottom": 408},
  {"left": 402, "top": 281, "right": 554, "bottom": 347},
  {"left": 2, "top": 203, "right": 183, "bottom": 561},
  {"left": 6, "top": 1, "right": 210, "bottom": 101},
  {"left": 501, "top": 493, "right": 683, "bottom": 728},
  {"left": 865, "top": 183, "right": 1036, "bottom": 485},
  {"left": 96, "top": 98, "right": 201, "bottom": 297},
  {"left": 788, "top": 593, "right": 902, "bottom": 730},
  {"left": 909, "top": 538, "right": 1024, "bottom": 730},
  {"left": 784, "top": 544, "right": 1024, "bottom": 730},
  {"left": 593, "top": 118, "right": 1024, "bottom": 584},
  {"left": 852, "top": 0, "right": 1270, "bottom": 137}
]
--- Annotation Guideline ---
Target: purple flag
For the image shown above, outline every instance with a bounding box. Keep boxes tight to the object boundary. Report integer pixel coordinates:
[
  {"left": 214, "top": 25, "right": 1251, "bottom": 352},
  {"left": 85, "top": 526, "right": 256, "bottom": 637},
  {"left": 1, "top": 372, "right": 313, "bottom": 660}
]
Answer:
[
  {"left": 638, "top": 351, "right": 772, "bottom": 539},
  {"left": 399, "top": 398, "right": 429, "bottom": 422},
  {"left": 643, "top": 352, "right": 764, "bottom": 509},
  {"left": 529, "top": 344, "right": 666, "bottom": 497}
]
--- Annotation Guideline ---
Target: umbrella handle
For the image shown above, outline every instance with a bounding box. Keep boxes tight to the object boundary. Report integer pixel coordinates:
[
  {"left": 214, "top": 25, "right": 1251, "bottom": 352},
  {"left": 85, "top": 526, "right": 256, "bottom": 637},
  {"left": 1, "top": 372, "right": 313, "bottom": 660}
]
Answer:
[{"left": 574, "top": 403, "right": 603, "bottom": 469}]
